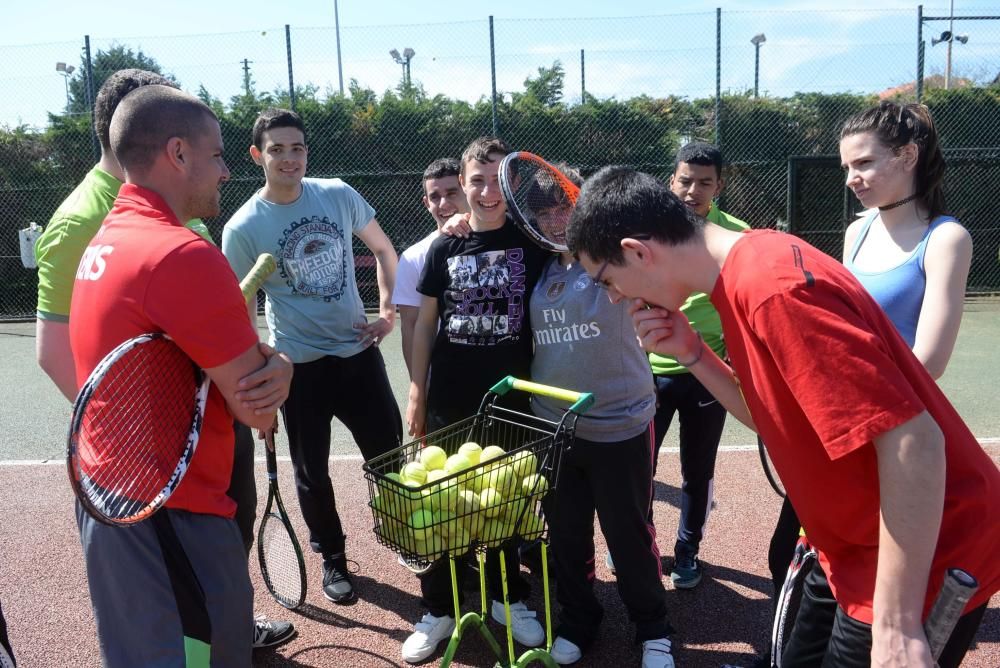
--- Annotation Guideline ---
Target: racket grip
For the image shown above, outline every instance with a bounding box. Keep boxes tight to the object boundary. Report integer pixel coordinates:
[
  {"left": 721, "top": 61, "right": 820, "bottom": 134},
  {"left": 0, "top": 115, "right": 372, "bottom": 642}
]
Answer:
[
  {"left": 925, "top": 568, "right": 978, "bottom": 660},
  {"left": 240, "top": 253, "right": 277, "bottom": 302}
]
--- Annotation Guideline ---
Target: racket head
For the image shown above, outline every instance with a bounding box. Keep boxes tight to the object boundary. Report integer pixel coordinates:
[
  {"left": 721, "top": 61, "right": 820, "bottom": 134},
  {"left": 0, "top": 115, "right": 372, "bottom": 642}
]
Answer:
[
  {"left": 257, "top": 427, "right": 307, "bottom": 609},
  {"left": 498, "top": 151, "right": 581, "bottom": 253},
  {"left": 67, "top": 333, "right": 209, "bottom": 525}
]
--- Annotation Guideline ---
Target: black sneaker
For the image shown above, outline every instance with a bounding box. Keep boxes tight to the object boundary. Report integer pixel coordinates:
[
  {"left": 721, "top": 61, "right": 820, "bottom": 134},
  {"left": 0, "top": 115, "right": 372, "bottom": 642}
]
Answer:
[
  {"left": 670, "top": 554, "right": 703, "bottom": 589},
  {"left": 252, "top": 615, "right": 296, "bottom": 649},
  {"left": 322, "top": 553, "right": 357, "bottom": 603}
]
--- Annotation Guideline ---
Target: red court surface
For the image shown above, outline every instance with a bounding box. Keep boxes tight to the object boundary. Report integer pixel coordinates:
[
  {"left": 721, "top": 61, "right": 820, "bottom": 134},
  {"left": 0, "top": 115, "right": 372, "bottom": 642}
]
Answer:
[{"left": 2, "top": 446, "right": 997, "bottom": 667}]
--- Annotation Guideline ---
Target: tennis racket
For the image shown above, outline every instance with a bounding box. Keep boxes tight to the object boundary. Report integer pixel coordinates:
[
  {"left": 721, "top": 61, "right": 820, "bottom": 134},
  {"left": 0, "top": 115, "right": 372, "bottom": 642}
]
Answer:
[
  {"left": 257, "top": 426, "right": 307, "bottom": 609},
  {"left": 770, "top": 534, "right": 816, "bottom": 667},
  {"left": 498, "top": 151, "right": 582, "bottom": 253},
  {"left": 67, "top": 253, "right": 277, "bottom": 525},
  {"left": 758, "top": 436, "right": 786, "bottom": 498}
]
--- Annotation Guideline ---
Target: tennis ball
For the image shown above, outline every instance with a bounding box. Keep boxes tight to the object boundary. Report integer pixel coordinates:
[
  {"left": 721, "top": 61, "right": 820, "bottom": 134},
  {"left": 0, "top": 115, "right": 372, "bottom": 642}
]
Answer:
[
  {"left": 458, "top": 441, "right": 482, "bottom": 465},
  {"left": 424, "top": 476, "right": 459, "bottom": 512},
  {"left": 433, "top": 510, "right": 457, "bottom": 537},
  {"left": 455, "top": 488, "right": 482, "bottom": 516},
  {"left": 510, "top": 450, "right": 537, "bottom": 480},
  {"left": 522, "top": 473, "right": 550, "bottom": 496},
  {"left": 409, "top": 508, "right": 435, "bottom": 531},
  {"left": 420, "top": 445, "right": 448, "bottom": 471},
  {"left": 481, "top": 445, "right": 506, "bottom": 463},
  {"left": 445, "top": 453, "right": 473, "bottom": 475},
  {"left": 402, "top": 461, "right": 428, "bottom": 485},
  {"left": 503, "top": 497, "right": 528, "bottom": 524},
  {"left": 483, "top": 463, "right": 516, "bottom": 496},
  {"left": 414, "top": 531, "right": 445, "bottom": 560},
  {"left": 480, "top": 487, "right": 504, "bottom": 517}
]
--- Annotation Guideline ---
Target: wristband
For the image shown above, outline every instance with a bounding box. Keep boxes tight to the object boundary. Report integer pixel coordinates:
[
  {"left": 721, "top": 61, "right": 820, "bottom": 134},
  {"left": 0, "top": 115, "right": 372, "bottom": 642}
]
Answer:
[{"left": 678, "top": 332, "right": 704, "bottom": 368}]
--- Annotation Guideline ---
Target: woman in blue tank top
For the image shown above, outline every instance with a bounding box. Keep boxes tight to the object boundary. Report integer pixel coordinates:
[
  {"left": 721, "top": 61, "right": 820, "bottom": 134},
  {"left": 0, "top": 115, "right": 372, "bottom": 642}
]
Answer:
[{"left": 840, "top": 101, "right": 972, "bottom": 379}]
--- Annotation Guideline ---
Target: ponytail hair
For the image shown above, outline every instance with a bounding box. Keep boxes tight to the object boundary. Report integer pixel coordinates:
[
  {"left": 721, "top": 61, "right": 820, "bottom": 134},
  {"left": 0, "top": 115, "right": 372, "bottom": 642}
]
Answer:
[{"left": 840, "top": 101, "right": 946, "bottom": 219}]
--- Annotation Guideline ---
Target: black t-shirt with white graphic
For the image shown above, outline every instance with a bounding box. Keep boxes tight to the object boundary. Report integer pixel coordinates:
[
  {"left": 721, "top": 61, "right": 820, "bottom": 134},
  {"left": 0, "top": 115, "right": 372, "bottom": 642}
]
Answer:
[{"left": 417, "top": 218, "right": 549, "bottom": 422}]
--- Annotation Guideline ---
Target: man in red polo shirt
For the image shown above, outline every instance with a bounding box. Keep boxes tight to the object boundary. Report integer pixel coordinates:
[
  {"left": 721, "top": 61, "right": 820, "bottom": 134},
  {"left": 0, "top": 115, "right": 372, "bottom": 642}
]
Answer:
[
  {"left": 70, "top": 85, "right": 291, "bottom": 667},
  {"left": 567, "top": 166, "right": 999, "bottom": 668}
]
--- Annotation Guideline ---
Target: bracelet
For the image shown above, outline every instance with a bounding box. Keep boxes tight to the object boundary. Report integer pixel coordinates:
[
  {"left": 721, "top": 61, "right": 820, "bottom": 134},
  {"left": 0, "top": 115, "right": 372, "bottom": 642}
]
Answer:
[{"left": 677, "top": 332, "right": 705, "bottom": 368}]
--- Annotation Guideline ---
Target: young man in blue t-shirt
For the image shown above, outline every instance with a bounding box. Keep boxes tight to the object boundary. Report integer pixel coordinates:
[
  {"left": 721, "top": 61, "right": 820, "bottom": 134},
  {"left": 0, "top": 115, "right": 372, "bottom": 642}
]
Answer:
[{"left": 222, "top": 108, "right": 402, "bottom": 605}]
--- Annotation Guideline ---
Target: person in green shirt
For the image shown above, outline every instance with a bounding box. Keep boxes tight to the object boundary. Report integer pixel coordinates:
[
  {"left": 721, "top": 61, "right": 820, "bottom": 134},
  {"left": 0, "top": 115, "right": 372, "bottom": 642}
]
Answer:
[
  {"left": 609, "top": 142, "right": 749, "bottom": 590},
  {"left": 32, "top": 68, "right": 295, "bottom": 650}
]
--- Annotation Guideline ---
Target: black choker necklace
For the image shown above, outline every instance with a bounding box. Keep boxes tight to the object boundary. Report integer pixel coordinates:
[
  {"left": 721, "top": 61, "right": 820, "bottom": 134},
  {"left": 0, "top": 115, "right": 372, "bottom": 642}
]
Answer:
[{"left": 879, "top": 193, "right": 919, "bottom": 211}]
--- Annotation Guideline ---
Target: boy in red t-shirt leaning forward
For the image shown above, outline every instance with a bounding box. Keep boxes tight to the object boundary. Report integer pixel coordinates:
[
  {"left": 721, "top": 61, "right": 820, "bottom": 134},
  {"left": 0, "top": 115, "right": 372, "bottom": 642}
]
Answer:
[{"left": 565, "top": 166, "right": 999, "bottom": 668}]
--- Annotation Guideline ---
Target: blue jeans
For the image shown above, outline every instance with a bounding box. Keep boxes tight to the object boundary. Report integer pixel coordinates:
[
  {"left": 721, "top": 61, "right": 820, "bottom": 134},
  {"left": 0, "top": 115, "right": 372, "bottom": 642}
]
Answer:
[{"left": 651, "top": 372, "right": 727, "bottom": 560}]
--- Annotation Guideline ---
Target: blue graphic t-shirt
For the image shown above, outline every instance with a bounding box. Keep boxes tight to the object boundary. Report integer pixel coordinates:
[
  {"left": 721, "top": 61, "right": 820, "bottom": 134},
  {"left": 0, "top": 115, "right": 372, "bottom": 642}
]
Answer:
[
  {"left": 417, "top": 219, "right": 549, "bottom": 419},
  {"left": 222, "top": 178, "right": 374, "bottom": 363}
]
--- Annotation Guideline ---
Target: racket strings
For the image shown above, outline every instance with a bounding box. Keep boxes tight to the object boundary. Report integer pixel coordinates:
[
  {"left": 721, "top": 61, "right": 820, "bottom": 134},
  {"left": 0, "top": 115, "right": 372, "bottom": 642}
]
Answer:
[
  {"left": 72, "top": 338, "right": 202, "bottom": 520},
  {"left": 503, "top": 155, "right": 580, "bottom": 251},
  {"left": 260, "top": 516, "right": 304, "bottom": 605}
]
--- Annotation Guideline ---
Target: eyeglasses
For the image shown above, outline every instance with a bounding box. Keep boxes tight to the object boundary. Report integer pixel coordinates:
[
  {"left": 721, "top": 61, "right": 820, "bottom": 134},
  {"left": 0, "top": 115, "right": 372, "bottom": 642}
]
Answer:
[{"left": 589, "top": 233, "right": 652, "bottom": 291}]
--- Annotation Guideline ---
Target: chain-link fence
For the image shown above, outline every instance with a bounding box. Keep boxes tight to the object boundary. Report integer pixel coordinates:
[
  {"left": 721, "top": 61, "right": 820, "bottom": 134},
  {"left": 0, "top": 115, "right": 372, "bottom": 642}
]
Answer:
[{"left": 2, "top": 7, "right": 999, "bottom": 319}]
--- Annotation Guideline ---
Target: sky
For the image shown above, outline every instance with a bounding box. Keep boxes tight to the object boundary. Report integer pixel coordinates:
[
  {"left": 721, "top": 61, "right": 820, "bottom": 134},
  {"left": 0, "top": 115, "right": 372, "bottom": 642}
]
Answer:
[{"left": 3, "top": 0, "right": 999, "bottom": 129}]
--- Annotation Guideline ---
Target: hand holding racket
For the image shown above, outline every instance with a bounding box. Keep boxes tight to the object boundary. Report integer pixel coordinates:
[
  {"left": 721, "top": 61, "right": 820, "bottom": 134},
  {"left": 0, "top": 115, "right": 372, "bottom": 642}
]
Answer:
[
  {"left": 257, "top": 423, "right": 307, "bottom": 609},
  {"left": 498, "top": 151, "right": 581, "bottom": 253},
  {"left": 67, "top": 253, "right": 277, "bottom": 526}
]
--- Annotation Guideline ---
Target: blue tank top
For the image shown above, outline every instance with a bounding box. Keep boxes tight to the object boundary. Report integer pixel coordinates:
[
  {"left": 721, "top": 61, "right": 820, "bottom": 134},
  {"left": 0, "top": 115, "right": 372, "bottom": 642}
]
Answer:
[{"left": 845, "top": 213, "right": 954, "bottom": 347}]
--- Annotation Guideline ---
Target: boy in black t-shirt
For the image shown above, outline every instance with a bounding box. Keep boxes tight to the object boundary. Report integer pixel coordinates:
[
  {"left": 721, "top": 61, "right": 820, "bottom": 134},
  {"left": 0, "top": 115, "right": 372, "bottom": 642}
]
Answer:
[{"left": 402, "top": 138, "right": 549, "bottom": 664}]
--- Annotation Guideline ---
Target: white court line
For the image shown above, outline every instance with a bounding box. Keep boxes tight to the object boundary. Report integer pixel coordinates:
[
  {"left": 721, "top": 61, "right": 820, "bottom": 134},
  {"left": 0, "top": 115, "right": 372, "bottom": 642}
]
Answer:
[{"left": 4, "top": 439, "right": 998, "bottom": 467}]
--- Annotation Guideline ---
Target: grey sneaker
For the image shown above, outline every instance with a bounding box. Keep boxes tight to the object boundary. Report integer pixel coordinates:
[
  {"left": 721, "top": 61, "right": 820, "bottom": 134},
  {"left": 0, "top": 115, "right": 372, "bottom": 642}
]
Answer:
[
  {"left": 401, "top": 613, "right": 456, "bottom": 663},
  {"left": 252, "top": 615, "right": 295, "bottom": 649},
  {"left": 642, "top": 638, "right": 675, "bottom": 668},
  {"left": 322, "top": 553, "right": 357, "bottom": 603},
  {"left": 550, "top": 636, "right": 583, "bottom": 665},
  {"left": 670, "top": 554, "right": 703, "bottom": 589}
]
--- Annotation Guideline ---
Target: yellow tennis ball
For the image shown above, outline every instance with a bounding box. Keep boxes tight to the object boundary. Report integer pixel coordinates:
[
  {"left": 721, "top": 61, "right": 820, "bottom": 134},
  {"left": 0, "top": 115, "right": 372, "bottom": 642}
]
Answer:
[
  {"left": 521, "top": 473, "right": 550, "bottom": 497},
  {"left": 510, "top": 450, "right": 537, "bottom": 480},
  {"left": 448, "top": 526, "right": 472, "bottom": 554},
  {"left": 409, "top": 508, "right": 435, "bottom": 530},
  {"left": 481, "top": 445, "right": 506, "bottom": 463},
  {"left": 481, "top": 518, "right": 513, "bottom": 548},
  {"left": 420, "top": 445, "right": 448, "bottom": 471},
  {"left": 458, "top": 441, "right": 482, "bottom": 466},
  {"left": 433, "top": 510, "right": 457, "bottom": 537},
  {"left": 480, "top": 487, "right": 504, "bottom": 517},
  {"left": 402, "top": 461, "right": 428, "bottom": 485}
]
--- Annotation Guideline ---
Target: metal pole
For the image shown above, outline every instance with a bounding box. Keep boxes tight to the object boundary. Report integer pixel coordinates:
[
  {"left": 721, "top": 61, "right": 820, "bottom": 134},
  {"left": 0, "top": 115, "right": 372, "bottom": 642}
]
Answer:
[
  {"left": 917, "top": 5, "right": 925, "bottom": 102},
  {"left": 754, "top": 44, "right": 760, "bottom": 98},
  {"left": 715, "top": 8, "right": 721, "bottom": 147},
  {"left": 489, "top": 16, "right": 499, "bottom": 137},
  {"left": 580, "top": 49, "right": 586, "bottom": 102},
  {"left": 945, "top": 0, "right": 954, "bottom": 89},
  {"left": 285, "top": 25, "right": 297, "bottom": 110},
  {"left": 84, "top": 35, "right": 99, "bottom": 161},
  {"left": 334, "top": 0, "right": 345, "bottom": 95}
]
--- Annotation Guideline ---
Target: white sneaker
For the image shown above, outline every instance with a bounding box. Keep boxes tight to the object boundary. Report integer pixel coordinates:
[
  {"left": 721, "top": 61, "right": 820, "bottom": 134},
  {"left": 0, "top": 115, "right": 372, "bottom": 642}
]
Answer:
[
  {"left": 401, "top": 613, "right": 456, "bottom": 664},
  {"left": 642, "top": 637, "right": 675, "bottom": 668},
  {"left": 550, "top": 636, "right": 583, "bottom": 664},
  {"left": 491, "top": 600, "right": 545, "bottom": 647}
]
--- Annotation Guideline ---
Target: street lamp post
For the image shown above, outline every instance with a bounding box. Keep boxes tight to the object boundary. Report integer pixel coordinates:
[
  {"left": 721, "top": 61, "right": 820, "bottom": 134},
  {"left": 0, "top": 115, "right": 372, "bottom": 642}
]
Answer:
[
  {"left": 750, "top": 33, "right": 766, "bottom": 98},
  {"left": 931, "top": 0, "right": 969, "bottom": 90},
  {"left": 55, "top": 61, "right": 75, "bottom": 112},
  {"left": 389, "top": 47, "right": 416, "bottom": 88}
]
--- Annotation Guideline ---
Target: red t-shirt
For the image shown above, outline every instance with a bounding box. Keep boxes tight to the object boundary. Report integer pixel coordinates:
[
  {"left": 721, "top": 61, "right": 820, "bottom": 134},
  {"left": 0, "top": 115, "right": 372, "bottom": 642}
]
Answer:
[
  {"left": 70, "top": 184, "right": 258, "bottom": 518},
  {"left": 714, "top": 229, "right": 1000, "bottom": 624}
]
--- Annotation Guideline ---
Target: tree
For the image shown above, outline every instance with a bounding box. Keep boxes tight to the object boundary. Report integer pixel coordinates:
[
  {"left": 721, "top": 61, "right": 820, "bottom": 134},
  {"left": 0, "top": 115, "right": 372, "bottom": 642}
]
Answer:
[
  {"left": 66, "top": 44, "right": 176, "bottom": 115},
  {"left": 519, "top": 61, "right": 565, "bottom": 107}
]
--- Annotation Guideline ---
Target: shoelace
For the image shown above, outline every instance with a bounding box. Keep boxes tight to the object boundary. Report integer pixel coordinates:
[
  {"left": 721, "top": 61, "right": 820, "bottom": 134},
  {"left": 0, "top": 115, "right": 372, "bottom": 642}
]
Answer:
[{"left": 644, "top": 638, "right": 673, "bottom": 655}]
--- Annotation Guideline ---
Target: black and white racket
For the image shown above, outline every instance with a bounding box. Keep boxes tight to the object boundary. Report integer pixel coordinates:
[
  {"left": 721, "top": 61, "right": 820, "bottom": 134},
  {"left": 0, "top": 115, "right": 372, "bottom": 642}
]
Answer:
[
  {"left": 498, "top": 151, "right": 581, "bottom": 253},
  {"left": 67, "top": 253, "right": 277, "bottom": 525},
  {"left": 257, "top": 427, "right": 307, "bottom": 609}
]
